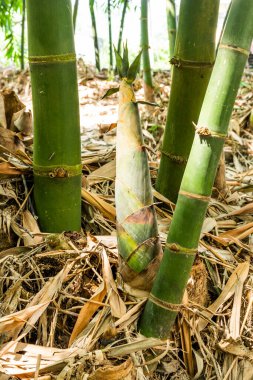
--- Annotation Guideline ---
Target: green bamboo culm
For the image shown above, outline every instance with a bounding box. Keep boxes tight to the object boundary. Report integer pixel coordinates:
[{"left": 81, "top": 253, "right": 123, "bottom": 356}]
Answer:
[
  {"left": 27, "top": 0, "right": 81, "bottom": 232},
  {"left": 139, "top": 0, "right": 253, "bottom": 338},
  {"left": 140, "top": 0, "right": 154, "bottom": 102},
  {"left": 156, "top": 0, "right": 219, "bottom": 203},
  {"left": 166, "top": 0, "right": 176, "bottom": 60},
  {"left": 108, "top": 0, "right": 113, "bottom": 70},
  {"left": 89, "top": 0, "right": 100, "bottom": 71},
  {"left": 105, "top": 47, "right": 162, "bottom": 290}
]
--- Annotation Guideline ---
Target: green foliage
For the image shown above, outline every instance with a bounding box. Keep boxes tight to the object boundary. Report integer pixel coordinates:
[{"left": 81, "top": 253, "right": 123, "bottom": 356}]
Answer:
[
  {"left": 0, "top": 0, "right": 23, "bottom": 65},
  {"left": 104, "top": 0, "right": 130, "bottom": 11},
  {"left": 114, "top": 44, "right": 142, "bottom": 83},
  {"left": 127, "top": 49, "right": 142, "bottom": 83},
  {"left": 101, "top": 86, "right": 119, "bottom": 99}
]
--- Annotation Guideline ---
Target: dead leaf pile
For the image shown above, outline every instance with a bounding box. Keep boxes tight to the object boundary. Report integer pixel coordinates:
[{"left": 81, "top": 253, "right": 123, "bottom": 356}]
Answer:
[{"left": 0, "top": 64, "right": 252, "bottom": 379}]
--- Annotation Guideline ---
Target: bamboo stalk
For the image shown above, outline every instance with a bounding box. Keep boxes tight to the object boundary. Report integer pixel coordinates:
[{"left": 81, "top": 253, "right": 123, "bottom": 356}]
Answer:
[
  {"left": 140, "top": 0, "right": 154, "bottom": 102},
  {"left": 89, "top": 0, "right": 100, "bottom": 71},
  {"left": 156, "top": 0, "right": 219, "bottom": 203},
  {"left": 27, "top": 0, "right": 81, "bottom": 232},
  {"left": 166, "top": 0, "right": 176, "bottom": 60},
  {"left": 20, "top": 0, "right": 26, "bottom": 70},
  {"left": 117, "top": 0, "right": 128, "bottom": 56},
  {"left": 139, "top": 0, "right": 253, "bottom": 338},
  {"left": 108, "top": 0, "right": 113, "bottom": 71}
]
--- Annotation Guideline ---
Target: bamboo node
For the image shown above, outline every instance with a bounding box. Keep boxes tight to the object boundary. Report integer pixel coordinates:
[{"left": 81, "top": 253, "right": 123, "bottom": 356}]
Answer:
[
  {"left": 141, "top": 44, "right": 150, "bottom": 51},
  {"left": 160, "top": 150, "right": 187, "bottom": 164},
  {"left": 179, "top": 190, "right": 210, "bottom": 202},
  {"left": 193, "top": 122, "right": 227, "bottom": 139},
  {"left": 49, "top": 168, "right": 69, "bottom": 178},
  {"left": 170, "top": 57, "right": 214, "bottom": 69},
  {"left": 28, "top": 53, "right": 76, "bottom": 64},
  {"left": 149, "top": 293, "right": 182, "bottom": 312},
  {"left": 219, "top": 44, "right": 249, "bottom": 56},
  {"left": 165, "top": 242, "right": 197, "bottom": 255},
  {"left": 33, "top": 164, "right": 82, "bottom": 178}
]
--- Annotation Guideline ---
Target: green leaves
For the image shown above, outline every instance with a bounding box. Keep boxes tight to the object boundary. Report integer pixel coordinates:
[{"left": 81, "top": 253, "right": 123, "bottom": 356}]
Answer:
[
  {"left": 122, "top": 43, "right": 129, "bottom": 77},
  {"left": 0, "top": 0, "right": 23, "bottom": 65},
  {"left": 127, "top": 49, "right": 142, "bottom": 83},
  {"left": 103, "top": 44, "right": 143, "bottom": 99},
  {"left": 114, "top": 46, "right": 124, "bottom": 77},
  {"left": 101, "top": 87, "right": 120, "bottom": 99},
  {"left": 114, "top": 44, "right": 142, "bottom": 83}
]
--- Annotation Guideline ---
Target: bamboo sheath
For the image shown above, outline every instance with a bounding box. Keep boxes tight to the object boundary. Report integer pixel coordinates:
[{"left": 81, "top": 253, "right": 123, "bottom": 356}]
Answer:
[
  {"left": 27, "top": 0, "right": 81, "bottom": 232},
  {"left": 156, "top": 0, "right": 219, "bottom": 203},
  {"left": 139, "top": 0, "right": 253, "bottom": 338},
  {"left": 116, "top": 79, "right": 162, "bottom": 289}
]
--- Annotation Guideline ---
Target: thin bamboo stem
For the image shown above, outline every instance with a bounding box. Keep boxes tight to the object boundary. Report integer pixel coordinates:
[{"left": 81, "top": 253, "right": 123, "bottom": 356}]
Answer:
[
  {"left": 89, "top": 0, "right": 100, "bottom": 71},
  {"left": 140, "top": 0, "right": 154, "bottom": 102},
  {"left": 108, "top": 0, "right": 113, "bottom": 70},
  {"left": 117, "top": 0, "right": 128, "bottom": 56},
  {"left": 20, "top": 0, "right": 25, "bottom": 70},
  {"left": 166, "top": 0, "right": 176, "bottom": 60}
]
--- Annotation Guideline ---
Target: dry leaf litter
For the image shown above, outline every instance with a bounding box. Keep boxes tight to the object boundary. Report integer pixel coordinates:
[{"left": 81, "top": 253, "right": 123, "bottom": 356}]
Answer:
[{"left": 0, "top": 61, "right": 252, "bottom": 380}]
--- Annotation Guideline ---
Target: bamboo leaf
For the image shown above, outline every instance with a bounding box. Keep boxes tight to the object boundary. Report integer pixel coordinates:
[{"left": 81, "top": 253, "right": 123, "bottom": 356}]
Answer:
[
  {"left": 198, "top": 262, "right": 249, "bottom": 331},
  {"left": 127, "top": 50, "right": 142, "bottom": 83},
  {"left": 81, "top": 188, "right": 116, "bottom": 221},
  {"left": 101, "top": 87, "right": 119, "bottom": 100},
  {"left": 68, "top": 282, "right": 107, "bottom": 347},
  {"left": 101, "top": 248, "right": 126, "bottom": 318},
  {"left": 89, "top": 358, "right": 133, "bottom": 380},
  {"left": 22, "top": 210, "right": 43, "bottom": 246},
  {"left": 122, "top": 42, "right": 129, "bottom": 77},
  {"left": 114, "top": 46, "right": 123, "bottom": 77},
  {"left": 0, "top": 303, "right": 49, "bottom": 334}
]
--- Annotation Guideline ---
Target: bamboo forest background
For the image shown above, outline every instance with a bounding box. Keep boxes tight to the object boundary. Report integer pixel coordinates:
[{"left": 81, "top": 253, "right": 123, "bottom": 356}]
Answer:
[{"left": 0, "top": 0, "right": 231, "bottom": 69}]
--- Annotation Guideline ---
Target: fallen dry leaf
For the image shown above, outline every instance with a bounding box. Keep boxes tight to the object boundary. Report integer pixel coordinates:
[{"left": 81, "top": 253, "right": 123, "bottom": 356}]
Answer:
[
  {"left": 82, "top": 188, "right": 116, "bottom": 221},
  {"left": 10, "top": 108, "right": 32, "bottom": 136},
  {"left": 0, "top": 126, "right": 25, "bottom": 157},
  {"left": 101, "top": 248, "right": 126, "bottom": 318},
  {"left": 0, "top": 303, "right": 48, "bottom": 334},
  {"left": 87, "top": 159, "right": 116, "bottom": 185},
  {"left": 198, "top": 262, "right": 250, "bottom": 331},
  {"left": 22, "top": 210, "right": 43, "bottom": 246},
  {"left": 69, "top": 282, "right": 107, "bottom": 347},
  {"left": 88, "top": 358, "right": 134, "bottom": 380}
]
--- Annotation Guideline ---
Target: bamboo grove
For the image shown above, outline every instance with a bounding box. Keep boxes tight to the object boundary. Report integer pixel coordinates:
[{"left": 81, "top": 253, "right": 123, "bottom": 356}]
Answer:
[{"left": 24, "top": 0, "right": 253, "bottom": 339}]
